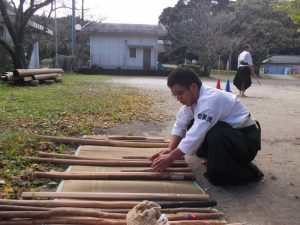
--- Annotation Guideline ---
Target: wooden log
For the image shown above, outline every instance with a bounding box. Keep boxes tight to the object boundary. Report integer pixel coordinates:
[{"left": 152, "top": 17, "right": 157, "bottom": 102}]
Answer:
[
  {"left": 43, "top": 79, "right": 56, "bottom": 85},
  {"left": 23, "top": 76, "right": 33, "bottom": 81},
  {"left": 0, "top": 72, "right": 14, "bottom": 81},
  {"left": 32, "top": 73, "right": 60, "bottom": 80},
  {"left": 28, "top": 157, "right": 187, "bottom": 167},
  {"left": 32, "top": 171, "right": 195, "bottom": 181},
  {"left": 0, "top": 208, "right": 126, "bottom": 219},
  {"left": 28, "top": 80, "right": 39, "bottom": 86},
  {"left": 54, "top": 74, "right": 63, "bottom": 83},
  {"left": 21, "top": 192, "right": 209, "bottom": 201},
  {"left": 39, "top": 135, "right": 169, "bottom": 148},
  {"left": 13, "top": 68, "right": 64, "bottom": 77},
  {"left": 0, "top": 199, "right": 140, "bottom": 209}
]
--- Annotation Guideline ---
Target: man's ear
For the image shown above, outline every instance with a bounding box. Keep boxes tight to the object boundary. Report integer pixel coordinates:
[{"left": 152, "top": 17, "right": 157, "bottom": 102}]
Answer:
[{"left": 190, "top": 83, "right": 199, "bottom": 92}]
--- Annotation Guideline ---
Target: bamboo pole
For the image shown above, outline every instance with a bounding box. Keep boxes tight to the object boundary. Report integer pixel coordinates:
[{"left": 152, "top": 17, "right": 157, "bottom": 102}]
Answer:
[
  {"left": 0, "top": 219, "right": 229, "bottom": 225},
  {"left": 0, "top": 205, "right": 48, "bottom": 211},
  {"left": 159, "top": 200, "right": 217, "bottom": 208},
  {"left": 0, "top": 199, "right": 140, "bottom": 209},
  {"left": 103, "top": 207, "right": 217, "bottom": 214},
  {"left": 0, "top": 199, "right": 215, "bottom": 210},
  {"left": 32, "top": 171, "right": 195, "bottom": 181},
  {"left": 0, "top": 218, "right": 126, "bottom": 225},
  {"left": 40, "top": 135, "right": 169, "bottom": 148},
  {"left": 21, "top": 192, "right": 209, "bottom": 201},
  {"left": 37, "top": 152, "right": 186, "bottom": 163},
  {"left": 0, "top": 210, "right": 223, "bottom": 221},
  {"left": 0, "top": 208, "right": 126, "bottom": 219},
  {"left": 28, "top": 157, "right": 187, "bottom": 167},
  {"left": 84, "top": 135, "right": 168, "bottom": 143},
  {"left": 120, "top": 168, "right": 192, "bottom": 172},
  {"left": 170, "top": 221, "right": 227, "bottom": 225},
  {"left": 167, "top": 212, "right": 223, "bottom": 221},
  {"left": 122, "top": 156, "right": 184, "bottom": 160}
]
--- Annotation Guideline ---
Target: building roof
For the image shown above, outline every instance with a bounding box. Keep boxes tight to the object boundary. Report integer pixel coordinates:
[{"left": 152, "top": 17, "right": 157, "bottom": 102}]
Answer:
[
  {"left": 82, "top": 22, "right": 168, "bottom": 36},
  {"left": 262, "top": 55, "right": 300, "bottom": 64}
]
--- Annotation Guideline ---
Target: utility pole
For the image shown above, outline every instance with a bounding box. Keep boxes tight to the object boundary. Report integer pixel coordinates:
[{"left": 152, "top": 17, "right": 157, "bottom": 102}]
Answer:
[
  {"left": 82, "top": 0, "right": 84, "bottom": 20},
  {"left": 71, "top": 0, "right": 76, "bottom": 57},
  {"left": 54, "top": 0, "right": 58, "bottom": 67}
]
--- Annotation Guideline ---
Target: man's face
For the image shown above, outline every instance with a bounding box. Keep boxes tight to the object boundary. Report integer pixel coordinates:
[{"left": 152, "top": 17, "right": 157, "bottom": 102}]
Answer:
[{"left": 170, "top": 83, "right": 199, "bottom": 106}]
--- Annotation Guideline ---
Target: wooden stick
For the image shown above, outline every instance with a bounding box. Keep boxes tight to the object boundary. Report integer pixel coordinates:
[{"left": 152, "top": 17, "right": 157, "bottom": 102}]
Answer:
[
  {"left": 103, "top": 207, "right": 218, "bottom": 214},
  {"left": 120, "top": 168, "right": 192, "bottom": 172},
  {"left": 0, "top": 208, "right": 126, "bottom": 219},
  {"left": 32, "top": 171, "right": 195, "bottom": 181},
  {"left": 84, "top": 135, "right": 168, "bottom": 143},
  {"left": 21, "top": 192, "right": 209, "bottom": 201},
  {"left": 167, "top": 212, "right": 223, "bottom": 221},
  {"left": 161, "top": 208, "right": 217, "bottom": 214},
  {"left": 160, "top": 200, "right": 217, "bottom": 208},
  {"left": 28, "top": 157, "right": 187, "bottom": 167},
  {"left": 123, "top": 156, "right": 184, "bottom": 160},
  {"left": 40, "top": 135, "right": 169, "bottom": 148},
  {"left": 170, "top": 221, "right": 227, "bottom": 225},
  {"left": 0, "top": 218, "right": 126, "bottom": 225},
  {"left": 0, "top": 219, "right": 229, "bottom": 225},
  {"left": 37, "top": 152, "right": 186, "bottom": 163},
  {"left": 0, "top": 205, "right": 48, "bottom": 211},
  {"left": 0, "top": 199, "right": 139, "bottom": 209}
]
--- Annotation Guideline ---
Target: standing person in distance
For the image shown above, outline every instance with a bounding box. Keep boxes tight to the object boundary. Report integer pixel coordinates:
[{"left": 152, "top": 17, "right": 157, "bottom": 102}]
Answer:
[
  {"left": 150, "top": 67, "right": 263, "bottom": 185},
  {"left": 233, "top": 44, "right": 257, "bottom": 97}
]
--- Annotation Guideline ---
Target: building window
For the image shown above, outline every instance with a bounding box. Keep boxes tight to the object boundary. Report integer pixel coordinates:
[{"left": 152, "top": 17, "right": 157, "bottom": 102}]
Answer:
[{"left": 130, "top": 48, "right": 136, "bottom": 58}]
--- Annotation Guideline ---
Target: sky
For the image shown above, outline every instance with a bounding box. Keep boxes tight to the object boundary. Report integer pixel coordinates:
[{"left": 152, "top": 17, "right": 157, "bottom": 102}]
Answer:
[{"left": 65, "top": 0, "right": 179, "bottom": 25}]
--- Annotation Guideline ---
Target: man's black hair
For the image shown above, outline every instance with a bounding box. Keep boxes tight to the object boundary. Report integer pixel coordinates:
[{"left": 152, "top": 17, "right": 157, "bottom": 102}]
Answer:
[
  {"left": 167, "top": 67, "right": 202, "bottom": 88},
  {"left": 244, "top": 44, "right": 251, "bottom": 50}
]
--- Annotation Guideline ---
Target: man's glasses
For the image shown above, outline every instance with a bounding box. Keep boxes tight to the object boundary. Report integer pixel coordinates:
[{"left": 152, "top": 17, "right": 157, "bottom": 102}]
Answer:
[{"left": 172, "top": 88, "right": 188, "bottom": 99}]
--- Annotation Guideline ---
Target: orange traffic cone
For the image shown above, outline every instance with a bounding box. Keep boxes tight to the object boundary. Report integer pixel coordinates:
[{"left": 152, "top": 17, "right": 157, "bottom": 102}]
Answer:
[{"left": 216, "top": 79, "right": 221, "bottom": 89}]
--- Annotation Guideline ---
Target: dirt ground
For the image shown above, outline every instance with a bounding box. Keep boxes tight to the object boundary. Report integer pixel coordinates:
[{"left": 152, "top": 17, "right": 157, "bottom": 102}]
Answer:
[{"left": 104, "top": 75, "right": 300, "bottom": 225}]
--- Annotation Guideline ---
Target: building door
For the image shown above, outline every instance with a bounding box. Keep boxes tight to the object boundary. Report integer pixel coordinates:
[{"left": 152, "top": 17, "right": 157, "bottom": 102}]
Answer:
[{"left": 143, "top": 48, "right": 151, "bottom": 70}]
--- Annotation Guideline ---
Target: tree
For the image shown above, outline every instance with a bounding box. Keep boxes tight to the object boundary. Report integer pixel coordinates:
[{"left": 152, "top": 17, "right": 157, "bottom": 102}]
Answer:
[
  {"left": 229, "top": 0, "right": 300, "bottom": 67},
  {"left": 159, "top": 0, "right": 232, "bottom": 76},
  {"left": 0, "top": 0, "right": 54, "bottom": 69},
  {"left": 275, "top": 0, "right": 300, "bottom": 30}
]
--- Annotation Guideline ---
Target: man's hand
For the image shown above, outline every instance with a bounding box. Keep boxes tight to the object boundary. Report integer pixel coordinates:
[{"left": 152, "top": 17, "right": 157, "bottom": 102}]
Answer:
[
  {"left": 149, "top": 149, "right": 171, "bottom": 162},
  {"left": 151, "top": 148, "right": 185, "bottom": 172},
  {"left": 151, "top": 152, "right": 174, "bottom": 172}
]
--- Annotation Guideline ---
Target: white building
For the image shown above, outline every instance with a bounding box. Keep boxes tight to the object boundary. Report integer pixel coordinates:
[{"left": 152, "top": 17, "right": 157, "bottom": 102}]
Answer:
[{"left": 82, "top": 23, "right": 168, "bottom": 70}]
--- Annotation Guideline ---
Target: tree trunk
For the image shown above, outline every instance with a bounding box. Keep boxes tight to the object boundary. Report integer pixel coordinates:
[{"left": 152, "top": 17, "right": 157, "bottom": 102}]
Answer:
[{"left": 14, "top": 40, "right": 27, "bottom": 69}]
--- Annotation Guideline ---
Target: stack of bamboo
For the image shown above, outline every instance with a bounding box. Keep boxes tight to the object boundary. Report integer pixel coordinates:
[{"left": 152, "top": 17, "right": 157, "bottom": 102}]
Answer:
[
  {"left": 0, "top": 68, "right": 64, "bottom": 85},
  {"left": 0, "top": 135, "right": 243, "bottom": 225}
]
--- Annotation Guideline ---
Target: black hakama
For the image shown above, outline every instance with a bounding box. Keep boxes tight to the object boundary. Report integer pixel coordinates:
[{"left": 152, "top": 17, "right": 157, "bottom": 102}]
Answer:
[
  {"left": 233, "top": 67, "right": 252, "bottom": 91},
  {"left": 196, "top": 121, "right": 263, "bottom": 185}
]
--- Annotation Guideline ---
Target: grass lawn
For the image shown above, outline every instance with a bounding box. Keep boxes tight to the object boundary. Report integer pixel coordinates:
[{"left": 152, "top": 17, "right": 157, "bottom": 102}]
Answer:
[{"left": 0, "top": 74, "right": 165, "bottom": 198}]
